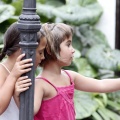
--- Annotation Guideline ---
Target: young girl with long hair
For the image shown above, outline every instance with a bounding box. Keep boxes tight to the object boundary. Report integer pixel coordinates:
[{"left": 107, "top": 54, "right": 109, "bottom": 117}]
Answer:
[{"left": 0, "top": 22, "right": 47, "bottom": 120}]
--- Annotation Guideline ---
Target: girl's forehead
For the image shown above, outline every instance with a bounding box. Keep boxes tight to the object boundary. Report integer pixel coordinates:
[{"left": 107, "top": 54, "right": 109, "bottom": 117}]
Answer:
[
  {"left": 64, "top": 35, "right": 72, "bottom": 41},
  {"left": 38, "top": 37, "right": 47, "bottom": 49}
]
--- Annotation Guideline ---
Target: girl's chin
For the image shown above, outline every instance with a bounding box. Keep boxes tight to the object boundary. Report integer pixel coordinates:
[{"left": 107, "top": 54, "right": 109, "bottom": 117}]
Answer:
[{"left": 64, "top": 62, "right": 72, "bottom": 66}]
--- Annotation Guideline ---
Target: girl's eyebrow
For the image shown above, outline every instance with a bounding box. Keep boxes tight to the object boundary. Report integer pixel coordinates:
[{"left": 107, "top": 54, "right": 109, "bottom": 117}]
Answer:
[{"left": 67, "top": 40, "right": 72, "bottom": 43}]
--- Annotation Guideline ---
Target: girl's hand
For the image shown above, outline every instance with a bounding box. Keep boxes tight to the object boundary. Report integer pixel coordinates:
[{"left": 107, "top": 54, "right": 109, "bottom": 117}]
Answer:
[
  {"left": 13, "top": 76, "right": 32, "bottom": 107},
  {"left": 10, "top": 53, "right": 33, "bottom": 79},
  {"left": 14, "top": 76, "right": 32, "bottom": 97}
]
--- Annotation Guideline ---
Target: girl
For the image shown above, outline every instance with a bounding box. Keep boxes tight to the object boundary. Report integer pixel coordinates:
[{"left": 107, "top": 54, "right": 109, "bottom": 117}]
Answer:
[
  {"left": 0, "top": 22, "right": 47, "bottom": 120},
  {"left": 14, "top": 25, "right": 47, "bottom": 107},
  {"left": 33, "top": 23, "right": 120, "bottom": 120}
]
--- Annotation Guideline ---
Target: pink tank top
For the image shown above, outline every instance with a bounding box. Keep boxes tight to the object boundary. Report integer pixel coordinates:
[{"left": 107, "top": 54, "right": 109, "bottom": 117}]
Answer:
[{"left": 34, "top": 70, "right": 75, "bottom": 120}]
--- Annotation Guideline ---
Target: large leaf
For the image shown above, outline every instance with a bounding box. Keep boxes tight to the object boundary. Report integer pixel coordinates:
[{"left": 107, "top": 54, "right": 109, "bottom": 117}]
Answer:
[
  {"left": 74, "top": 90, "right": 99, "bottom": 119},
  {"left": 107, "top": 100, "right": 120, "bottom": 113},
  {"left": 66, "top": 0, "right": 97, "bottom": 6},
  {"left": 97, "top": 69, "right": 115, "bottom": 79},
  {"left": 54, "top": 3, "right": 103, "bottom": 25},
  {"left": 72, "top": 33, "right": 83, "bottom": 51},
  {"left": 92, "top": 111, "right": 103, "bottom": 120},
  {"left": 74, "top": 24, "right": 110, "bottom": 48},
  {"left": 86, "top": 44, "right": 120, "bottom": 71},
  {"left": 11, "top": 1, "right": 23, "bottom": 15},
  {"left": 0, "top": 4, "right": 15, "bottom": 23},
  {"left": 108, "top": 91, "right": 120, "bottom": 103},
  {"left": 97, "top": 107, "right": 120, "bottom": 120},
  {"left": 74, "top": 58, "right": 98, "bottom": 77},
  {"left": 37, "top": 2, "right": 103, "bottom": 25}
]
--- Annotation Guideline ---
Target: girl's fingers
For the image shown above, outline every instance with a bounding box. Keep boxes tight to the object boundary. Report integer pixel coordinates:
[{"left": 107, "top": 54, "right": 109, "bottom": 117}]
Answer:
[
  {"left": 16, "top": 53, "right": 25, "bottom": 62},
  {"left": 18, "top": 82, "right": 32, "bottom": 89},
  {"left": 21, "top": 63, "right": 33, "bottom": 69},
  {"left": 16, "top": 87, "right": 30, "bottom": 94},
  {"left": 17, "top": 76, "right": 28, "bottom": 82},
  {"left": 18, "top": 79, "right": 31, "bottom": 85},
  {"left": 19, "top": 58, "right": 33, "bottom": 65},
  {"left": 22, "top": 68, "right": 32, "bottom": 74}
]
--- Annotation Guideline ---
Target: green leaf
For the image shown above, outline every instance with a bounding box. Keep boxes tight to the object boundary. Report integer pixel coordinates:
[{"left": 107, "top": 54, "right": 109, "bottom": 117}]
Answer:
[
  {"left": 98, "top": 69, "right": 115, "bottom": 79},
  {"left": 66, "top": 0, "right": 97, "bottom": 6},
  {"left": 0, "top": 5, "right": 15, "bottom": 23},
  {"left": 75, "top": 24, "right": 110, "bottom": 48},
  {"left": 37, "top": 3, "right": 55, "bottom": 19},
  {"left": 86, "top": 44, "right": 120, "bottom": 71},
  {"left": 74, "top": 57, "right": 98, "bottom": 77},
  {"left": 92, "top": 111, "right": 103, "bottom": 120},
  {"left": 107, "top": 100, "right": 120, "bottom": 112},
  {"left": 53, "top": 3, "right": 103, "bottom": 25},
  {"left": 97, "top": 107, "right": 111, "bottom": 120},
  {"left": 11, "top": 1, "right": 23, "bottom": 15},
  {"left": 74, "top": 90, "right": 99, "bottom": 119},
  {"left": 72, "top": 33, "right": 83, "bottom": 51},
  {"left": 37, "top": 2, "right": 103, "bottom": 25},
  {"left": 98, "top": 107, "right": 120, "bottom": 120}
]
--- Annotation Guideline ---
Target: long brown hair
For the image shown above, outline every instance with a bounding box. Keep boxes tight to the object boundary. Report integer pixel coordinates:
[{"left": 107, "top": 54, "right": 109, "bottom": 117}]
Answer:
[
  {"left": 0, "top": 22, "right": 20, "bottom": 61},
  {"left": 0, "top": 22, "right": 45, "bottom": 61}
]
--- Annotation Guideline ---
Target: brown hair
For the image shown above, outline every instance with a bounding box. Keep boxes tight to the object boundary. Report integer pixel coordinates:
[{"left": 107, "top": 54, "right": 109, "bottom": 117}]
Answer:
[
  {"left": 0, "top": 22, "right": 20, "bottom": 61},
  {"left": 0, "top": 22, "right": 45, "bottom": 61},
  {"left": 40, "top": 23, "right": 73, "bottom": 66}
]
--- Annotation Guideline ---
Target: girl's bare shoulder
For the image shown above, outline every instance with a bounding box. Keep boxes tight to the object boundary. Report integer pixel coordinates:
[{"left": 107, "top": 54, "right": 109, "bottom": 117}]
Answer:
[
  {"left": 35, "top": 77, "right": 48, "bottom": 89},
  {"left": 63, "top": 70, "right": 77, "bottom": 81},
  {"left": 0, "top": 64, "right": 8, "bottom": 86}
]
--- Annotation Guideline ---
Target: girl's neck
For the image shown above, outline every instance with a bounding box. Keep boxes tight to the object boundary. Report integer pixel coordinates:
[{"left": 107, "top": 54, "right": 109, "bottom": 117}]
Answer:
[
  {"left": 42, "top": 61, "right": 62, "bottom": 76},
  {"left": 2, "top": 54, "right": 18, "bottom": 72}
]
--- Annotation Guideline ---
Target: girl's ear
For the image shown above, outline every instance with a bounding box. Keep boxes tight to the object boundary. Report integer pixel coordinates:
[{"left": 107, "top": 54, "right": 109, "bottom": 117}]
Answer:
[
  {"left": 19, "top": 48, "right": 22, "bottom": 53},
  {"left": 46, "top": 45, "right": 51, "bottom": 55}
]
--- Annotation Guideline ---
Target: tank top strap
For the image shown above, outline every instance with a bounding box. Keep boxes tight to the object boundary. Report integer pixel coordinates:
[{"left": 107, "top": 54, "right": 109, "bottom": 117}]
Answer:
[
  {"left": 63, "top": 70, "right": 73, "bottom": 84},
  {"left": 0, "top": 63, "right": 10, "bottom": 73},
  {"left": 36, "top": 76, "right": 58, "bottom": 91}
]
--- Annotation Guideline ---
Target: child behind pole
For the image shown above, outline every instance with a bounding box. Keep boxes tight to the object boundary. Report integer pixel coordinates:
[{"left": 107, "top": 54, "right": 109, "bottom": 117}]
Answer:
[
  {"left": 0, "top": 22, "right": 47, "bottom": 120},
  {"left": 34, "top": 23, "right": 120, "bottom": 120},
  {"left": 0, "top": 22, "right": 33, "bottom": 120}
]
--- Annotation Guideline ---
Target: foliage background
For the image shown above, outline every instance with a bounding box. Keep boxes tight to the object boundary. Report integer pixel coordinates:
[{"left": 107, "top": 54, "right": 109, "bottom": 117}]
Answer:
[{"left": 0, "top": 0, "right": 120, "bottom": 119}]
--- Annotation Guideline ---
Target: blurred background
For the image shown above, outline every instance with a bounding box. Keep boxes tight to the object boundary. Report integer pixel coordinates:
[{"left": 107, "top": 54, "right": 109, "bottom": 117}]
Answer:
[{"left": 0, "top": 0, "right": 120, "bottom": 119}]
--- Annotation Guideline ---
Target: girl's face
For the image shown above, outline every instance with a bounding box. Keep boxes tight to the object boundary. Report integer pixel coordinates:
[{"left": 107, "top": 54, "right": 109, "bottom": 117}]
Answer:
[
  {"left": 35, "top": 37, "right": 47, "bottom": 68},
  {"left": 59, "top": 35, "right": 75, "bottom": 66}
]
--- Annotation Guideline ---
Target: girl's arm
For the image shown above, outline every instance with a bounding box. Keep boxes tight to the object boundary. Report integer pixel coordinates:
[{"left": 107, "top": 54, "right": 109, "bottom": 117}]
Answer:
[
  {"left": 0, "top": 73, "right": 18, "bottom": 114},
  {"left": 34, "top": 79, "right": 44, "bottom": 115},
  {"left": 68, "top": 70, "right": 120, "bottom": 93},
  {"left": 0, "top": 54, "right": 33, "bottom": 114}
]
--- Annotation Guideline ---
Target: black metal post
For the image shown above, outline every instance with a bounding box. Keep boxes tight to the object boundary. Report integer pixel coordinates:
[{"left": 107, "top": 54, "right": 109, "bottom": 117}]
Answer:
[
  {"left": 115, "top": 0, "right": 120, "bottom": 49},
  {"left": 115, "top": 0, "right": 120, "bottom": 76},
  {"left": 17, "top": 0, "right": 40, "bottom": 120}
]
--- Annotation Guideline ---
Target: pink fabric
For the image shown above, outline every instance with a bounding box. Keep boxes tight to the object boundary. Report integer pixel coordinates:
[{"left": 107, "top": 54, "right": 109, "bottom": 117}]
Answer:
[{"left": 34, "top": 71, "right": 75, "bottom": 120}]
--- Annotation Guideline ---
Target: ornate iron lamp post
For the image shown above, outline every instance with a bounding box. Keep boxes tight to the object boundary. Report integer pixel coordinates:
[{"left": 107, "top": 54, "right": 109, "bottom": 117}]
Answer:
[{"left": 17, "top": 0, "right": 40, "bottom": 120}]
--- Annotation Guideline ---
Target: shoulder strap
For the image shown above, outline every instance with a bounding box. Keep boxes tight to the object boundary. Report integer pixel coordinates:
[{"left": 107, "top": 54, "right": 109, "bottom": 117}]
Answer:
[
  {"left": 63, "top": 70, "right": 73, "bottom": 84},
  {"left": 0, "top": 63, "right": 10, "bottom": 73},
  {"left": 36, "top": 76, "right": 58, "bottom": 90}
]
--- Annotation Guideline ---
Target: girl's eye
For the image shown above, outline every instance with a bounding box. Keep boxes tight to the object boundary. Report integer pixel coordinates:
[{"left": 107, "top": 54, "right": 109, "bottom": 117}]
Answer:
[
  {"left": 39, "top": 52, "right": 43, "bottom": 55},
  {"left": 67, "top": 43, "right": 71, "bottom": 47}
]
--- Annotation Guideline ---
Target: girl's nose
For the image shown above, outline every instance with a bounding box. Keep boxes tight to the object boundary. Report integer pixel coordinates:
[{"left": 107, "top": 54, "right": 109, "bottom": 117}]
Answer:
[
  {"left": 42, "top": 54, "right": 45, "bottom": 60},
  {"left": 72, "top": 47, "right": 75, "bottom": 54}
]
